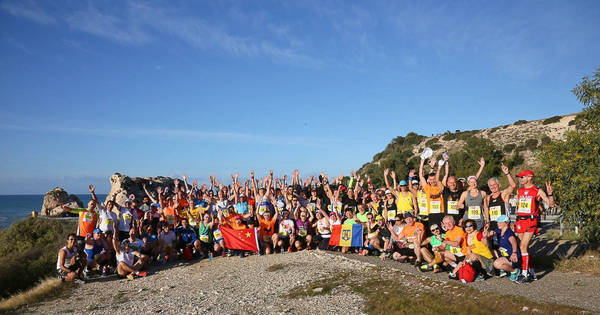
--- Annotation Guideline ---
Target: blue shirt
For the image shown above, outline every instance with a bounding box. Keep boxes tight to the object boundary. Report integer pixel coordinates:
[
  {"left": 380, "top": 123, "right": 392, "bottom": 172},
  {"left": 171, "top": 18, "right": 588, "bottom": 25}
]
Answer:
[
  {"left": 236, "top": 202, "right": 249, "bottom": 214},
  {"left": 494, "top": 228, "right": 521, "bottom": 258},
  {"left": 142, "top": 233, "right": 158, "bottom": 244},
  {"left": 176, "top": 226, "right": 197, "bottom": 244}
]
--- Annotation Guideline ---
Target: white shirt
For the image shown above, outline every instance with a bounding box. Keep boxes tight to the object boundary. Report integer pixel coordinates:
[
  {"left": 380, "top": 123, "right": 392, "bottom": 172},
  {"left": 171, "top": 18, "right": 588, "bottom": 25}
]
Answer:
[
  {"left": 116, "top": 250, "right": 134, "bottom": 266},
  {"left": 159, "top": 230, "right": 176, "bottom": 247},
  {"left": 118, "top": 207, "right": 136, "bottom": 232},
  {"left": 99, "top": 208, "right": 118, "bottom": 233}
]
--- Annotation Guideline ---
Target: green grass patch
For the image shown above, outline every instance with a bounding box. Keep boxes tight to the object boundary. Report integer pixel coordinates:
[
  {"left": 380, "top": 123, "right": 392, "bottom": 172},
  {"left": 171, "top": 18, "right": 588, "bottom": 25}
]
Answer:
[
  {"left": 543, "top": 116, "right": 562, "bottom": 125},
  {"left": 285, "top": 272, "right": 350, "bottom": 298},
  {"left": 113, "top": 290, "right": 129, "bottom": 305}
]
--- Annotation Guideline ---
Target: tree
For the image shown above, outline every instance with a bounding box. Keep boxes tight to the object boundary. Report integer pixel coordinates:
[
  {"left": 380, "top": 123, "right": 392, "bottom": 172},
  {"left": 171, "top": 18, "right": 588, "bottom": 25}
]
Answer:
[{"left": 539, "top": 67, "right": 600, "bottom": 243}]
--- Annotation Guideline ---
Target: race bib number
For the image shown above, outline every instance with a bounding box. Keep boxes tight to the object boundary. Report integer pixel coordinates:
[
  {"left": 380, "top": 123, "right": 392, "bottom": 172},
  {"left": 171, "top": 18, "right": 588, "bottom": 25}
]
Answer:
[
  {"left": 248, "top": 204, "right": 254, "bottom": 211},
  {"left": 258, "top": 205, "right": 268, "bottom": 216},
  {"left": 517, "top": 196, "right": 532, "bottom": 214},
  {"left": 387, "top": 210, "right": 397, "bottom": 220},
  {"left": 298, "top": 226, "right": 307, "bottom": 237},
  {"left": 262, "top": 235, "right": 271, "bottom": 242},
  {"left": 368, "top": 232, "right": 377, "bottom": 239},
  {"left": 317, "top": 226, "right": 329, "bottom": 234},
  {"left": 499, "top": 247, "right": 509, "bottom": 257},
  {"left": 418, "top": 195, "right": 428, "bottom": 215},
  {"left": 213, "top": 230, "right": 222, "bottom": 240},
  {"left": 490, "top": 206, "right": 502, "bottom": 221},
  {"left": 280, "top": 230, "right": 288, "bottom": 237},
  {"left": 123, "top": 213, "right": 132, "bottom": 221},
  {"left": 447, "top": 201, "right": 459, "bottom": 215},
  {"left": 429, "top": 201, "right": 441, "bottom": 214},
  {"left": 450, "top": 246, "right": 464, "bottom": 257},
  {"left": 83, "top": 212, "right": 94, "bottom": 223},
  {"left": 105, "top": 218, "right": 113, "bottom": 226},
  {"left": 468, "top": 206, "right": 481, "bottom": 220},
  {"left": 308, "top": 203, "right": 316, "bottom": 212},
  {"left": 335, "top": 204, "right": 343, "bottom": 212},
  {"left": 166, "top": 215, "right": 175, "bottom": 225},
  {"left": 327, "top": 205, "right": 332, "bottom": 211},
  {"left": 199, "top": 235, "right": 209, "bottom": 242}
]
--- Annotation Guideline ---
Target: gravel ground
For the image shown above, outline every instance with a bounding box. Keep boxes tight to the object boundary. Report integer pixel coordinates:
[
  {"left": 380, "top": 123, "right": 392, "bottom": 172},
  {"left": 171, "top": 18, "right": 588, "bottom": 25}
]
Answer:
[
  {"left": 26, "top": 250, "right": 600, "bottom": 314},
  {"left": 27, "top": 251, "right": 368, "bottom": 315},
  {"left": 337, "top": 252, "right": 600, "bottom": 313}
]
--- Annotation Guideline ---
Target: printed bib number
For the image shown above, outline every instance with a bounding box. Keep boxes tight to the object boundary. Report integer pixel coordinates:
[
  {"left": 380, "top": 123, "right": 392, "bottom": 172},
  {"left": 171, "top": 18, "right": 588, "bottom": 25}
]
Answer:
[
  {"left": 499, "top": 247, "right": 509, "bottom": 257},
  {"left": 336, "top": 205, "right": 343, "bottom": 212},
  {"left": 166, "top": 215, "right": 175, "bottom": 225},
  {"left": 447, "top": 201, "right": 459, "bottom": 215},
  {"left": 429, "top": 201, "right": 441, "bottom": 214},
  {"left": 258, "top": 206, "right": 267, "bottom": 216},
  {"left": 387, "top": 210, "right": 397, "bottom": 220},
  {"left": 105, "top": 219, "right": 113, "bottom": 226},
  {"left": 199, "top": 235, "right": 209, "bottom": 242},
  {"left": 83, "top": 212, "right": 94, "bottom": 223},
  {"left": 490, "top": 206, "right": 502, "bottom": 221},
  {"left": 318, "top": 226, "right": 329, "bottom": 234},
  {"left": 280, "top": 230, "right": 288, "bottom": 236},
  {"left": 123, "top": 213, "right": 132, "bottom": 221},
  {"left": 308, "top": 203, "right": 316, "bottom": 212},
  {"left": 468, "top": 206, "right": 481, "bottom": 220},
  {"left": 368, "top": 232, "right": 377, "bottom": 239},
  {"left": 298, "top": 226, "right": 307, "bottom": 237},
  {"left": 248, "top": 205, "right": 254, "bottom": 211},
  {"left": 262, "top": 235, "right": 271, "bottom": 242},
  {"left": 213, "top": 230, "right": 222, "bottom": 240},
  {"left": 517, "top": 196, "right": 532, "bottom": 214},
  {"left": 450, "top": 246, "right": 463, "bottom": 256}
]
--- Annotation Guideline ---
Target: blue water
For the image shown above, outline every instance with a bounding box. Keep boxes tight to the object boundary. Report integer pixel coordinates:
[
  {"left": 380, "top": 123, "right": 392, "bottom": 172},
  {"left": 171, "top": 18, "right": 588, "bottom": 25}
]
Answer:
[{"left": 0, "top": 194, "right": 108, "bottom": 230}]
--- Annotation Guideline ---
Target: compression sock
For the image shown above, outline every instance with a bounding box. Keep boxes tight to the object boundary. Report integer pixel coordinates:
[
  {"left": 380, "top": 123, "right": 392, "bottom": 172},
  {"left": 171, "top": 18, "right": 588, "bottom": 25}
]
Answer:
[{"left": 521, "top": 253, "right": 529, "bottom": 276}]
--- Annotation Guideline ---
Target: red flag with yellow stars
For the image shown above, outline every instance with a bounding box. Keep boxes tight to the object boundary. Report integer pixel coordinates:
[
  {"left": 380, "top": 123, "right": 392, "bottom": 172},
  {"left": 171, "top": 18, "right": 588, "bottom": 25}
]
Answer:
[{"left": 220, "top": 226, "right": 260, "bottom": 252}]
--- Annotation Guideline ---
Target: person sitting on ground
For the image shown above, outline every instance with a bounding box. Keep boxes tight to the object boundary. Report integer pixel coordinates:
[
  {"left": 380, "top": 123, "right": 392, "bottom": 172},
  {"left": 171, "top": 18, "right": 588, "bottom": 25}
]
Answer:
[
  {"left": 141, "top": 225, "right": 160, "bottom": 262},
  {"left": 293, "top": 207, "right": 314, "bottom": 251},
  {"left": 258, "top": 206, "right": 278, "bottom": 254},
  {"left": 83, "top": 229, "right": 110, "bottom": 278},
  {"left": 175, "top": 218, "right": 202, "bottom": 260},
  {"left": 417, "top": 224, "right": 445, "bottom": 273},
  {"left": 275, "top": 209, "right": 295, "bottom": 253},
  {"left": 57, "top": 233, "right": 85, "bottom": 283},
  {"left": 482, "top": 215, "right": 521, "bottom": 281},
  {"left": 462, "top": 219, "right": 494, "bottom": 280},
  {"left": 394, "top": 212, "right": 426, "bottom": 267},
  {"left": 441, "top": 215, "right": 466, "bottom": 270},
  {"left": 211, "top": 216, "right": 226, "bottom": 257},
  {"left": 112, "top": 223, "right": 146, "bottom": 280},
  {"left": 340, "top": 208, "right": 358, "bottom": 254},
  {"left": 158, "top": 223, "right": 177, "bottom": 263}
]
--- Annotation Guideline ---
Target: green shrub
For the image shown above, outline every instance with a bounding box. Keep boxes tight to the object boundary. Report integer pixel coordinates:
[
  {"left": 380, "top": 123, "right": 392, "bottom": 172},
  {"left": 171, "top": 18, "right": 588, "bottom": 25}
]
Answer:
[
  {"left": 505, "top": 151, "right": 524, "bottom": 168},
  {"left": 525, "top": 138, "right": 539, "bottom": 150},
  {"left": 516, "top": 144, "right": 527, "bottom": 152},
  {"left": 503, "top": 143, "right": 516, "bottom": 153},
  {"left": 541, "top": 136, "right": 552, "bottom": 145},
  {"left": 425, "top": 138, "right": 439, "bottom": 146},
  {"left": 430, "top": 144, "right": 442, "bottom": 151},
  {"left": 489, "top": 127, "right": 500, "bottom": 133},
  {"left": 542, "top": 116, "right": 562, "bottom": 125},
  {"left": 0, "top": 218, "right": 77, "bottom": 298},
  {"left": 514, "top": 120, "right": 528, "bottom": 125},
  {"left": 442, "top": 133, "right": 457, "bottom": 141}
]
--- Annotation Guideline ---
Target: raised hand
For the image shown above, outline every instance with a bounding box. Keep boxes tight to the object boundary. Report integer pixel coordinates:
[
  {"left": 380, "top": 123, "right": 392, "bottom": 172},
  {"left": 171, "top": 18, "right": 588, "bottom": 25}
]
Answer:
[
  {"left": 351, "top": 170, "right": 355, "bottom": 177},
  {"left": 157, "top": 187, "right": 162, "bottom": 194},
  {"left": 182, "top": 174, "right": 187, "bottom": 181},
  {"left": 545, "top": 181, "right": 553, "bottom": 195},
  {"left": 428, "top": 158, "right": 436, "bottom": 169},
  {"left": 501, "top": 162, "right": 509, "bottom": 174},
  {"left": 269, "top": 170, "right": 273, "bottom": 177},
  {"left": 250, "top": 170, "right": 255, "bottom": 178},
  {"left": 409, "top": 169, "right": 416, "bottom": 177},
  {"left": 164, "top": 187, "right": 169, "bottom": 194},
  {"left": 478, "top": 156, "right": 486, "bottom": 167},
  {"left": 384, "top": 168, "right": 389, "bottom": 177},
  {"left": 391, "top": 171, "right": 396, "bottom": 178},
  {"left": 193, "top": 179, "right": 198, "bottom": 187}
]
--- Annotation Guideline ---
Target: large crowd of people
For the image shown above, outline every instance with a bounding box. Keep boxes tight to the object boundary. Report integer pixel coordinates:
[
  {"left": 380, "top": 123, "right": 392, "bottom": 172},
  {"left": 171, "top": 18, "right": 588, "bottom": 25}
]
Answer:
[{"left": 56, "top": 153, "right": 555, "bottom": 285}]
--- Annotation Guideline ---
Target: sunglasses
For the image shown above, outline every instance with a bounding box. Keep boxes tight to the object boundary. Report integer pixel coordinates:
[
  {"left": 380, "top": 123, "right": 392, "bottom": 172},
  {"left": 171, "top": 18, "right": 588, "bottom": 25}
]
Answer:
[
  {"left": 431, "top": 228, "right": 440, "bottom": 232},
  {"left": 67, "top": 238, "right": 75, "bottom": 241},
  {"left": 464, "top": 224, "right": 474, "bottom": 228}
]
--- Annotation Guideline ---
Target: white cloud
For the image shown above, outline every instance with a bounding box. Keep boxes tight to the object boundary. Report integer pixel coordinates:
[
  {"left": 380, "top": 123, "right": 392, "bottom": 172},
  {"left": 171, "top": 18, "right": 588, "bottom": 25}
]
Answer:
[{"left": 1, "top": 0, "right": 56, "bottom": 25}]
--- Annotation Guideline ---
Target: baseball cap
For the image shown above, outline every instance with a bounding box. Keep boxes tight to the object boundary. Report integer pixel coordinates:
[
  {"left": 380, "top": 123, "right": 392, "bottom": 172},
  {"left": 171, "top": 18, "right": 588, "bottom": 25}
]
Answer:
[
  {"left": 411, "top": 180, "right": 419, "bottom": 185},
  {"left": 458, "top": 177, "right": 467, "bottom": 182},
  {"left": 93, "top": 228, "right": 102, "bottom": 234},
  {"left": 385, "top": 190, "right": 392, "bottom": 195},
  {"left": 151, "top": 203, "right": 160, "bottom": 208},
  {"left": 399, "top": 180, "right": 408, "bottom": 186},
  {"left": 516, "top": 170, "right": 535, "bottom": 177},
  {"left": 429, "top": 224, "right": 439, "bottom": 231},
  {"left": 404, "top": 212, "right": 415, "bottom": 219},
  {"left": 496, "top": 215, "right": 510, "bottom": 223},
  {"left": 375, "top": 215, "right": 383, "bottom": 220}
]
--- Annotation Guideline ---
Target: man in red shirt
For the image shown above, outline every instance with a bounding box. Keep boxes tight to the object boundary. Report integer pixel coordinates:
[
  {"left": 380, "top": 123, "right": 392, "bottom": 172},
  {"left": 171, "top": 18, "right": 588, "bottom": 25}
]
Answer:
[{"left": 514, "top": 170, "right": 554, "bottom": 283}]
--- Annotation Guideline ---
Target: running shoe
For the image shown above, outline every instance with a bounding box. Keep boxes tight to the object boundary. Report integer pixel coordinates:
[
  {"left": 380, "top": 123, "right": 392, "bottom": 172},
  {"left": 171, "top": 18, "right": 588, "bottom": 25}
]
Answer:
[
  {"left": 419, "top": 264, "right": 431, "bottom": 272},
  {"left": 137, "top": 271, "right": 147, "bottom": 277},
  {"left": 433, "top": 264, "right": 441, "bottom": 273},
  {"left": 515, "top": 274, "right": 530, "bottom": 284},
  {"left": 498, "top": 270, "right": 508, "bottom": 278},
  {"left": 127, "top": 274, "right": 134, "bottom": 280},
  {"left": 509, "top": 269, "right": 521, "bottom": 282}
]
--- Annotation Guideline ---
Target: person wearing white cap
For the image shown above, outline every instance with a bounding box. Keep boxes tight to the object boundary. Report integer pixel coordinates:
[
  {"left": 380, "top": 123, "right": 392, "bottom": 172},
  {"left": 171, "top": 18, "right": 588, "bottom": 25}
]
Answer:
[
  {"left": 513, "top": 170, "right": 555, "bottom": 283},
  {"left": 482, "top": 215, "right": 521, "bottom": 281}
]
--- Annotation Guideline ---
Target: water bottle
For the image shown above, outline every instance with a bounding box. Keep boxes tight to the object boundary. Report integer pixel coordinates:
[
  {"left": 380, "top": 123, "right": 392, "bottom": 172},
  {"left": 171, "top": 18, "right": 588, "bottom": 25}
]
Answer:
[{"left": 442, "top": 152, "right": 449, "bottom": 160}]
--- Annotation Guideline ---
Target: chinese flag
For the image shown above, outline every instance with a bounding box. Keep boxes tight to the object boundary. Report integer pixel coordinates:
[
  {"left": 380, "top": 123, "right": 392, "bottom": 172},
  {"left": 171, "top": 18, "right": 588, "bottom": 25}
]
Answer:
[{"left": 221, "top": 226, "right": 260, "bottom": 252}]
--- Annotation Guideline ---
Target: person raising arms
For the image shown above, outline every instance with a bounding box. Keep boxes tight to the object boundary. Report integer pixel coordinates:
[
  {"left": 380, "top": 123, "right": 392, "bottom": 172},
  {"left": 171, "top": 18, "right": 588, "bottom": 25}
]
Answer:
[
  {"left": 487, "top": 163, "right": 517, "bottom": 230},
  {"left": 514, "top": 171, "right": 554, "bottom": 283},
  {"left": 384, "top": 169, "right": 418, "bottom": 218},
  {"left": 418, "top": 156, "right": 445, "bottom": 228}
]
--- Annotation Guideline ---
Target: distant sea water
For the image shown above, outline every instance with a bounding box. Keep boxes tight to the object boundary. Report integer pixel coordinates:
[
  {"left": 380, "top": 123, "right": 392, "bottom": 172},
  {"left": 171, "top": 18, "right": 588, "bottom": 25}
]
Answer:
[{"left": 0, "top": 194, "right": 108, "bottom": 230}]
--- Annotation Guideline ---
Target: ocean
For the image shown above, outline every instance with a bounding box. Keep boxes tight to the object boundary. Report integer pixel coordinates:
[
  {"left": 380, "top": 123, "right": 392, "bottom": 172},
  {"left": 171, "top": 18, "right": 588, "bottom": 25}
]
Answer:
[{"left": 0, "top": 194, "right": 108, "bottom": 230}]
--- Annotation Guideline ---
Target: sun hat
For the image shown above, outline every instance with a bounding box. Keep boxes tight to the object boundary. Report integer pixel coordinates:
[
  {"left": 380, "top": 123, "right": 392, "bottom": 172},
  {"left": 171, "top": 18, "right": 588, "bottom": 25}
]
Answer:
[
  {"left": 420, "top": 147, "right": 433, "bottom": 159},
  {"left": 411, "top": 180, "right": 419, "bottom": 185},
  {"left": 399, "top": 180, "right": 408, "bottom": 186}
]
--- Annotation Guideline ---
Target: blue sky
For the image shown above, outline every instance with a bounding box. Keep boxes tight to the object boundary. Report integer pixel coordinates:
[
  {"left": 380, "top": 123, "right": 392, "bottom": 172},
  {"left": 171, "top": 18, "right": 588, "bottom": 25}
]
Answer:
[{"left": 1, "top": 0, "right": 599, "bottom": 194}]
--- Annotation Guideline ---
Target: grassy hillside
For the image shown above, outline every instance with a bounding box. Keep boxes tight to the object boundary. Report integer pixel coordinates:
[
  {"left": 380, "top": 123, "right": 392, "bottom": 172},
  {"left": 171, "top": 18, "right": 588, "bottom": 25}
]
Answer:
[{"left": 358, "top": 113, "right": 580, "bottom": 187}]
